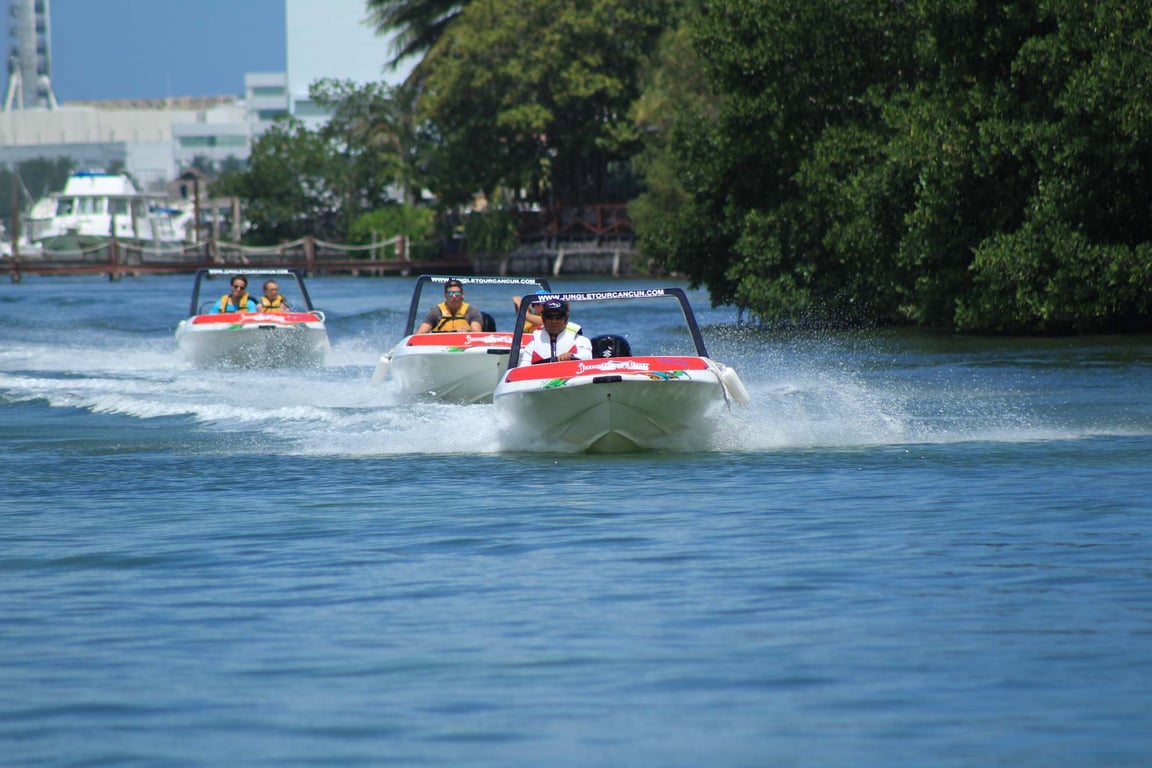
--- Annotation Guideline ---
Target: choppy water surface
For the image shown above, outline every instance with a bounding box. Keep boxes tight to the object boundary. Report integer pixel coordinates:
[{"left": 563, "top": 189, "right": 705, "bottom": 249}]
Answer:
[{"left": 2, "top": 274, "right": 1150, "bottom": 767}]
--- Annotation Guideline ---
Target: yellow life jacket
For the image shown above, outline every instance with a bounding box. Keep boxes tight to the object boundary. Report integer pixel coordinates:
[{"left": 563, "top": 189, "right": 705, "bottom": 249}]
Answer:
[
  {"left": 433, "top": 301, "right": 474, "bottom": 332},
  {"left": 218, "top": 292, "right": 252, "bottom": 313},
  {"left": 260, "top": 295, "right": 287, "bottom": 312}
]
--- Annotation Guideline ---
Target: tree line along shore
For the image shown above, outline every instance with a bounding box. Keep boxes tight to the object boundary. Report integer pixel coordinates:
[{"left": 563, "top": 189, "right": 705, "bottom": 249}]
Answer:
[{"left": 8, "top": 1, "right": 1150, "bottom": 334}]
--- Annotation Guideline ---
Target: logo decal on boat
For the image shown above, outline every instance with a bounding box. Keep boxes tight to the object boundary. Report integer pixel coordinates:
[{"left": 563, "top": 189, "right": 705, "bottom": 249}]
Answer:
[{"left": 576, "top": 360, "right": 652, "bottom": 374}]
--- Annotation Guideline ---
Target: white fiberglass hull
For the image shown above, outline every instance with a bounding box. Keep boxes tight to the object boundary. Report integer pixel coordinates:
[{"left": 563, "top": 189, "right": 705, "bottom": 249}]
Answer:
[
  {"left": 376, "top": 332, "right": 514, "bottom": 403},
  {"left": 175, "top": 312, "right": 330, "bottom": 368},
  {"left": 494, "top": 356, "right": 738, "bottom": 453}
]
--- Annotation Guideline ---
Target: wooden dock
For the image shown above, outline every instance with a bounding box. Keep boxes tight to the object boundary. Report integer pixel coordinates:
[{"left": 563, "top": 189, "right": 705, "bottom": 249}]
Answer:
[
  {"left": 2, "top": 231, "right": 640, "bottom": 282},
  {"left": 1, "top": 236, "right": 471, "bottom": 282}
]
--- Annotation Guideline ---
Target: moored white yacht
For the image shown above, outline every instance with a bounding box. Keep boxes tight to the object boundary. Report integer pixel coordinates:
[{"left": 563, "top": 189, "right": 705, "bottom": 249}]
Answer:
[{"left": 26, "top": 170, "right": 192, "bottom": 255}]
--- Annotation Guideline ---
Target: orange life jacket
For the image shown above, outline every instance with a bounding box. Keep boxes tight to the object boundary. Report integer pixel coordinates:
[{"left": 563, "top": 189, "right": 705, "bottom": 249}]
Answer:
[
  {"left": 433, "top": 301, "right": 474, "bottom": 332},
  {"left": 218, "top": 292, "right": 254, "bottom": 313},
  {"left": 260, "top": 295, "right": 287, "bottom": 312}
]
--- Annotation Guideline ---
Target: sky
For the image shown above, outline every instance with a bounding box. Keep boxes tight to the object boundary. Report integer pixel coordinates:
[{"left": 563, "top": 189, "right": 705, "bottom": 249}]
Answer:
[{"left": 2, "top": 0, "right": 288, "bottom": 102}]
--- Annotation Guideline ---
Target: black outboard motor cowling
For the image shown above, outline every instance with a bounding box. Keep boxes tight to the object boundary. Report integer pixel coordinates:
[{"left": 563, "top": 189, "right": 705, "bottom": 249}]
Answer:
[{"left": 591, "top": 334, "right": 632, "bottom": 358}]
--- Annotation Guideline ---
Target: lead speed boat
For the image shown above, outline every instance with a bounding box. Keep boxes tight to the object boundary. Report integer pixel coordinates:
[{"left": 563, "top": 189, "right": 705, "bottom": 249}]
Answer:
[
  {"left": 493, "top": 287, "right": 750, "bottom": 453},
  {"left": 175, "top": 268, "right": 330, "bottom": 368},
  {"left": 372, "top": 274, "right": 552, "bottom": 403}
]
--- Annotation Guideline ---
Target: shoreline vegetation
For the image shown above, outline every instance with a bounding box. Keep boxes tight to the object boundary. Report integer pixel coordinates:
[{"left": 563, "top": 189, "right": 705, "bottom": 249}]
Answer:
[{"left": 6, "top": 0, "right": 1151, "bottom": 334}]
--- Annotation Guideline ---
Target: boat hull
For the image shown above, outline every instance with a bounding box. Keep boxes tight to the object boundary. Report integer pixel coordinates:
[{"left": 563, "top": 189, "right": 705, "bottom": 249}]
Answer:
[
  {"left": 175, "top": 311, "right": 330, "bottom": 368},
  {"left": 494, "top": 356, "right": 732, "bottom": 453},
  {"left": 379, "top": 332, "right": 514, "bottom": 403}
]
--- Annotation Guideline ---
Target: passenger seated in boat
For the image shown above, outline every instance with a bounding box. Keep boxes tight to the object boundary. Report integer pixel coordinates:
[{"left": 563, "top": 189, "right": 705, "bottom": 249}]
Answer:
[
  {"left": 416, "top": 278, "right": 484, "bottom": 333},
  {"left": 513, "top": 295, "right": 545, "bottom": 334},
  {"left": 519, "top": 299, "right": 593, "bottom": 366},
  {"left": 514, "top": 293, "right": 582, "bottom": 335},
  {"left": 217, "top": 275, "right": 259, "bottom": 313},
  {"left": 259, "top": 279, "right": 289, "bottom": 312}
]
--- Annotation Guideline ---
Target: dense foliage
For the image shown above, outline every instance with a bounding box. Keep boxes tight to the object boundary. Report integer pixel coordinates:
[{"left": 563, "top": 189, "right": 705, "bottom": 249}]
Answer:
[
  {"left": 416, "top": 0, "right": 667, "bottom": 206},
  {"left": 214, "top": 80, "right": 420, "bottom": 245},
  {"left": 219, "top": 0, "right": 1150, "bottom": 333},
  {"left": 638, "top": 0, "right": 1152, "bottom": 333}
]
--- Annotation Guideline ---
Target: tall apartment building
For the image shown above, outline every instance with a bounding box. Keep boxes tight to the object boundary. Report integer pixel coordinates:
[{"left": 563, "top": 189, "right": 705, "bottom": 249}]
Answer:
[{"left": 3, "top": 0, "right": 58, "bottom": 110}]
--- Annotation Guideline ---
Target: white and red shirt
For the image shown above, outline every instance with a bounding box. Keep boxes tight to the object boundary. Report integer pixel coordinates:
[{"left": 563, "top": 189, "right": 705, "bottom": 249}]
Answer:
[{"left": 519, "top": 326, "right": 593, "bottom": 366}]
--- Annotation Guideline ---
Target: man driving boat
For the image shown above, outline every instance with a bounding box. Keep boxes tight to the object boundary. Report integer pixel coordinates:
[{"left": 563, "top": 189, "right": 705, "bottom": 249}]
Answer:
[
  {"left": 519, "top": 299, "right": 592, "bottom": 366},
  {"left": 416, "top": 278, "right": 484, "bottom": 333}
]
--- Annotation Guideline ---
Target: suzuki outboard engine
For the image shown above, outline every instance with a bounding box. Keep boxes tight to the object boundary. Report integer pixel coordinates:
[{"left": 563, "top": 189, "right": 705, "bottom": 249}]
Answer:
[{"left": 590, "top": 334, "right": 632, "bottom": 358}]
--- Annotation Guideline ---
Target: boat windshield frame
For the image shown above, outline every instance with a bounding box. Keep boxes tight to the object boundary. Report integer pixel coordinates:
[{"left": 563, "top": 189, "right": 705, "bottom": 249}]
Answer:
[
  {"left": 505, "top": 287, "right": 710, "bottom": 369},
  {"left": 400, "top": 274, "right": 552, "bottom": 336},
  {"left": 187, "top": 267, "right": 317, "bottom": 316}
]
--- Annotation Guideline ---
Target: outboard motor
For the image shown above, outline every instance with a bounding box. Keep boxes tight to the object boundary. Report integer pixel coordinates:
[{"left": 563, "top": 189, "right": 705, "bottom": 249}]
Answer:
[{"left": 591, "top": 334, "right": 632, "bottom": 358}]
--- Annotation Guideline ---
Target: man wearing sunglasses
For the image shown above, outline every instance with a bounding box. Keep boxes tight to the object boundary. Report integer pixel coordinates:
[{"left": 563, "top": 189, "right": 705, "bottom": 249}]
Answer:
[
  {"left": 416, "top": 278, "right": 485, "bottom": 333},
  {"left": 520, "top": 299, "right": 592, "bottom": 366}
]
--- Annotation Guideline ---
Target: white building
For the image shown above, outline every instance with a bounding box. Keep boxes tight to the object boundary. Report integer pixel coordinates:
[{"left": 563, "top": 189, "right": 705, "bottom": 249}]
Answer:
[
  {"left": 0, "top": 1, "right": 407, "bottom": 190},
  {"left": 246, "top": 72, "right": 290, "bottom": 136},
  {"left": 0, "top": 98, "right": 236, "bottom": 190}
]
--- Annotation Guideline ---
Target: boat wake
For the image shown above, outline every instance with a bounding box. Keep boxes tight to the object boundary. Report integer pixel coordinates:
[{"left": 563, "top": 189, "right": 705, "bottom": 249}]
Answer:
[{"left": 2, "top": 331, "right": 1147, "bottom": 457}]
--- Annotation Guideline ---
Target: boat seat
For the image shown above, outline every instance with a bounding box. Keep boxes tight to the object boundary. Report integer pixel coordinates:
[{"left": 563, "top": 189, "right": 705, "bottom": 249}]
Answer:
[
  {"left": 590, "top": 334, "right": 632, "bottom": 358},
  {"left": 481, "top": 312, "right": 497, "bottom": 332}
]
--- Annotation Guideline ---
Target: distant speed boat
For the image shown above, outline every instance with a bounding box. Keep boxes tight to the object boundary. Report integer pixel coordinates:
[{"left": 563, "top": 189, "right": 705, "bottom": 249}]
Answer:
[
  {"left": 494, "top": 287, "right": 750, "bottom": 453},
  {"left": 372, "top": 274, "right": 552, "bottom": 403},
  {"left": 175, "top": 268, "right": 330, "bottom": 368}
]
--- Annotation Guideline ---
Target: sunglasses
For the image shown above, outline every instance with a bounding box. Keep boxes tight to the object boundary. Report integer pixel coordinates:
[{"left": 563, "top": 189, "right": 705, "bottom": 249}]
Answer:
[
  {"left": 542, "top": 313, "right": 565, "bottom": 320},
  {"left": 231, "top": 284, "right": 246, "bottom": 290},
  {"left": 446, "top": 290, "right": 463, "bottom": 297}
]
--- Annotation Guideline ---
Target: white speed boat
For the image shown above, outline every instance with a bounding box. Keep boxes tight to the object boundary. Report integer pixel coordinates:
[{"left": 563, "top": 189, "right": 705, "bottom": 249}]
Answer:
[
  {"left": 175, "top": 268, "right": 330, "bottom": 368},
  {"left": 494, "top": 288, "right": 749, "bottom": 453},
  {"left": 372, "top": 274, "right": 552, "bottom": 403}
]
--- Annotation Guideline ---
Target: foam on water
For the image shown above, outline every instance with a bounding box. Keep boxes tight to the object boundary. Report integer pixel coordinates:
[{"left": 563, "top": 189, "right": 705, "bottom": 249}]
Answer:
[
  {"left": 3, "top": 279, "right": 1149, "bottom": 455},
  {"left": 1, "top": 333, "right": 1140, "bottom": 457}
]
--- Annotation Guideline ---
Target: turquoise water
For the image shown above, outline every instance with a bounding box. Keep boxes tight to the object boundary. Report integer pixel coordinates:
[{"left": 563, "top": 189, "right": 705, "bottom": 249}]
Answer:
[{"left": 2, "top": 274, "right": 1150, "bottom": 767}]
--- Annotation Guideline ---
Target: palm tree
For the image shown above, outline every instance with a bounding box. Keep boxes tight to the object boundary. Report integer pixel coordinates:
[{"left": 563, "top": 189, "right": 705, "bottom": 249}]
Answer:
[{"left": 365, "top": 0, "right": 471, "bottom": 69}]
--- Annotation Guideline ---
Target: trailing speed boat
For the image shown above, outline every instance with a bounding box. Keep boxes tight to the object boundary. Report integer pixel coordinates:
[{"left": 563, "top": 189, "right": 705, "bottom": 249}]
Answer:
[
  {"left": 372, "top": 274, "right": 552, "bottom": 403},
  {"left": 175, "top": 268, "right": 330, "bottom": 368},
  {"left": 494, "top": 288, "right": 749, "bottom": 453}
]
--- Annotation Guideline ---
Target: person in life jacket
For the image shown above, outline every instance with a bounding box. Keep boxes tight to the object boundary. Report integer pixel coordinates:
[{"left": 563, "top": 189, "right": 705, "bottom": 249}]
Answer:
[
  {"left": 217, "top": 274, "right": 259, "bottom": 313},
  {"left": 514, "top": 292, "right": 582, "bottom": 335},
  {"left": 519, "top": 299, "right": 592, "bottom": 366},
  {"left": 513, "top": 294, "right": 547, "bottom": 334},
  {"left": 259, "top": 279, "right": 290, "bottom": 312},
  {"left": 416, "top": 278, "right": 484, "bottom": 333}
]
